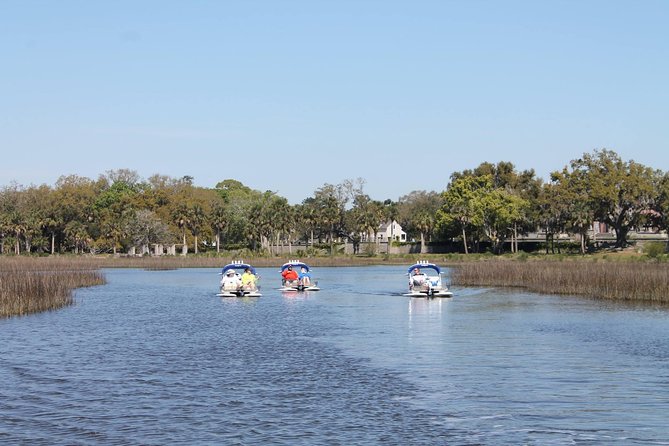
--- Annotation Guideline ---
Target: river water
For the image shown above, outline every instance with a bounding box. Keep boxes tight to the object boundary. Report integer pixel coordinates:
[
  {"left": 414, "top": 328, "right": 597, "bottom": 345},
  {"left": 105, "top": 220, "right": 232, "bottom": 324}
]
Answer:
[{"left": 1, "top": 266, "right": 668, "bottom": 445}]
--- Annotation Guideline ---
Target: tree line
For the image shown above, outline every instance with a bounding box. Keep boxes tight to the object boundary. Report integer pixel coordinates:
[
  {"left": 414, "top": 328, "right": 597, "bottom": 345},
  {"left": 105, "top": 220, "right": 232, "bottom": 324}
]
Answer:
[{"left": 2, "top": 149, "right": 669, "bottom": 256}]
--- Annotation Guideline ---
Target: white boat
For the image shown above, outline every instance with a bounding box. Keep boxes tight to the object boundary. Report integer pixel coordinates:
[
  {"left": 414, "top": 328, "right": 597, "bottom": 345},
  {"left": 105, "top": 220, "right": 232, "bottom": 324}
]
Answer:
[
  {"left": 403, "top": 260, "right": 453, "bottom": 298},
  {"left": 217, "top": 260, "right": 262, "bottom": 297},
  {"left": 278, "top": 260, "right": 320, "bottom": 292}
]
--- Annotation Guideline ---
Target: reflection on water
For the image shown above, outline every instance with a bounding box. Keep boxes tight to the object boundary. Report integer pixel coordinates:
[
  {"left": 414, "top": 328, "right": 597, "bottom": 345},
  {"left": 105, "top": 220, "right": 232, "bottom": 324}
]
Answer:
[
  {"left": 1, "top": 266, "right": 668, "bottom": 445},
  {"left": 408, "top": 295, "right": 448, "bottom": 318}
]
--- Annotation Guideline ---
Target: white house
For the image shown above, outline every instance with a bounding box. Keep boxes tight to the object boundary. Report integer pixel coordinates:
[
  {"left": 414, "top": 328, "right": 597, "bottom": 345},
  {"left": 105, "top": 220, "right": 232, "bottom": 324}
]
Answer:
[{"left": 371, "top": 220, "right": 407, "bottom": 242}]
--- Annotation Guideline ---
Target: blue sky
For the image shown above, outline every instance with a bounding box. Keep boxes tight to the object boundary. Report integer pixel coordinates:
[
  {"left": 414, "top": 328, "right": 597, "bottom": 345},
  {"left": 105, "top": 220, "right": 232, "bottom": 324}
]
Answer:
[{"left": 1, "top": 1, "right": 667, "bottom": 203}]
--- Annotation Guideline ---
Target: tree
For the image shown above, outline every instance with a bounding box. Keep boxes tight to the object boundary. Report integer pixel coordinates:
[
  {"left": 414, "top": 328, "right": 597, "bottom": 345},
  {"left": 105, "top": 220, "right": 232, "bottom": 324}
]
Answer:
[
  {"left": 45, "top": 189, "right": 66, "bottom": 254},
  {"left": 214, "top": 179, "right": 262, "bottom": 248},
  {"left": 479, "top": 187, "right": 528, "bottom": 254},
  {"left": 439, "top": 177, "right": 489, "bottom": 254},
  {"left": 93, "top": 177, "right": 139, "bottom": 254},
  {"left": 209, "top": 199, "right": 228, "bottom": 253},
  {"left": 348, "top": 194, "right": 384, "bottom": 252},
  {"left": 398, "top": 191, "right": 443, "bottom": 254},
  {"left": 543, "top": 169, "right": 596, "bottom": 254},
  {"left": 268, "top": 196, "right": 295, "bottom": 254},
  {"left": 127, "top": 209, "right": 171, "bottom": 248},
  {"left": 299, "top": 198, "right": 319, "bottom": 247},
  {"left": 171, "top": 202, "right": 191, "bottom": 253},
  {"left": 64, "top": 220, "right": 89, "bottom": 254},
  {"left": 0, "top": 211, "right": 8, "bottom": 254},
  {"left": 100, "top": 169, "right": 140, "bottom": 188},
  {"left": 7, "top": 210, "right": 24, "bottom": 255},
  {"left": 0, "top": 184, "right": 24, "bottom": 254},
  {"left": 567, "top": 149, "right": 657, "bottom": 248},
  {"left": 52, "top": 175, "right": 99, "bottom": 253},
  {"left": 246, "top": 191, "right": 277, "bottom": 253},
  {"left": 654, "top": 172, "right": 669, "bottom": 230},
  {"left": 187, "top": 203, "right": 207, "bottom": 254},
  {"left": 312, "top": 184, "right": 348, "bottom": 255},
  {"left": 537, "top": 178, "right": 569, "bottom": 254},
  {"left": 450, "top": 161, "right": 542, "bottom": 253}
]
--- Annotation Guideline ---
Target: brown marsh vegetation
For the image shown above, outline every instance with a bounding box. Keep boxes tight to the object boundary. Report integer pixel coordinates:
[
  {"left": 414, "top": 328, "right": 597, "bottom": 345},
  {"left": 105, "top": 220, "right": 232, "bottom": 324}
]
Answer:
[
  {"left": 0, "top": 257, "right": 105, "bottom": 318},
  {"left": 52, "top": 254, "right": 410, "bottom": 270},
  {"left": 452, "top": 258, "right": 669, "bottom": 302}
]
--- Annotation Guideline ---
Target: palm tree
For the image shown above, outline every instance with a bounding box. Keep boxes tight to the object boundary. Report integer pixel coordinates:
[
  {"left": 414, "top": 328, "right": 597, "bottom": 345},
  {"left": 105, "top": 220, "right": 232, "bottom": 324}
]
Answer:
[
  {"left": 270, "top": 198, "right": 294, "bottom": 254},
  {"left": 351, "top": 194, "right": 384, "bottom": 252},
  {"left": 300, "top": 199, "right": 318, "bottom": 247},
  {"left": 171, "top": 203, "right": 191, "bottom": 254},
  {"left": 8, "top": 211, "right": 25, "bottom": 255},
  {"left": 64, "top": 220, "right": 89, "bottom": 254},
  {"left": 209, "top": 201, "right": 228, "bottom": 253},
  {"left": 0, "top": 213, "right": 8, "bottom": 254},
  {"left": 188, "top": 204, "right": 206, "bottom": 254},
  {"left": 399, "top": 191, "right": 443, "bottom": 254}
]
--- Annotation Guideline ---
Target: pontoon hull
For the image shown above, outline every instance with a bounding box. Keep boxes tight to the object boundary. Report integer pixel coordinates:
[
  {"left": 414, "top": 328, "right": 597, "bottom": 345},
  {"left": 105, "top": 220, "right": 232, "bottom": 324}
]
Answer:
[
  {"left": 403, "top": 290, "right": 453, "bottom": 298},
  {"left": 217, "top": 290, "right": 262, "bottom": 298},
  {"left": 279, "top": 285, "right": 320, "bottom": 292}
]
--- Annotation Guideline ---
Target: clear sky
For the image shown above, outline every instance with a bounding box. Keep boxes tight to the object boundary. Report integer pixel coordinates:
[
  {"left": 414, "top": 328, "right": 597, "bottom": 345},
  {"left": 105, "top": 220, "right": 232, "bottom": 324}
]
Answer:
[{"left": 1, "top": 1, "right": 667, "bottom": 204}]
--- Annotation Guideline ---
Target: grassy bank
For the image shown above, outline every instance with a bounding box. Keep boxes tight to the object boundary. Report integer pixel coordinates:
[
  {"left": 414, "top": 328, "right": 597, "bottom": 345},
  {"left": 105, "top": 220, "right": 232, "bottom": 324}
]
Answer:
[
  {"left": 452, "top": 258, "right": 669, "bottom": 302},
  {"left": 0, "top": 257, "right": 106, "bottom": 318},
  {"left": 3, "top": 254, "right": 415, "bottom": 270}
]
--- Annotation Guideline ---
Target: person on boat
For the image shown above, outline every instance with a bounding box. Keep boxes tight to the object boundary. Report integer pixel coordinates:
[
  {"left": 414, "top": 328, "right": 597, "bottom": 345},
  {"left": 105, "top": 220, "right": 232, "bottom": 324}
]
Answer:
[
  {"left": 281, "top": 265, "right": 299, "bottom": 286},
  {"left": 241, "top": 267, "right": 258, "bottom": 291},
  {"left": 221, "top": 269, "right": 242, "bottom": 292},
  {"left": 410, "top": 267, "right": 427, "bottom": 290},
  {"left": 298, "top": 267, "right": 312, "bottom": 286}
]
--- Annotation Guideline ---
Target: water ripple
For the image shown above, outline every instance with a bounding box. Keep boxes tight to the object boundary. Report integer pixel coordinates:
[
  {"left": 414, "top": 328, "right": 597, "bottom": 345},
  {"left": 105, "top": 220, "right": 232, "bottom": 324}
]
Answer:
[{"left": 1, "top": 267, "right": 669, "bottom": 445}]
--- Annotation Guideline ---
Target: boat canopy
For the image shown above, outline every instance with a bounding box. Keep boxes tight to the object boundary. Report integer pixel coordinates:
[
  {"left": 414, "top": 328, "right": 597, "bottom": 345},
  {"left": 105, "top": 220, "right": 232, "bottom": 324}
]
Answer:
[
  {"left": 221, "top": 260, "right": 257, "bottom": 275},
  {"left": 406, "top": 261, "right": 441, "bottom": 275},
  {"left": 280, "top": 260, "right": 311, "bottom": 272}
]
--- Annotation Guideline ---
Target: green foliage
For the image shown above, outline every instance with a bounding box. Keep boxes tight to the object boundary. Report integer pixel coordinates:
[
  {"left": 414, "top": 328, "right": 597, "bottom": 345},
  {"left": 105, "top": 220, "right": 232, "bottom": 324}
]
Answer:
[
  {"left": 296, "top": 247, "right": 328, "bottom": 257},
  {"left": 643, "top": 241, "right": 667, "bottom": 258},
  {"left": 567, "top": 149, "right": 658, "bottom": 248},
  {"left": 1, "top": 153, "right": 668, "bottom": 259},
  {"left": 397, "top": 190, "right": 443, "bottom": 253},
  {"left": 438, "top": 173, "right": 530, "bottom": 254}
]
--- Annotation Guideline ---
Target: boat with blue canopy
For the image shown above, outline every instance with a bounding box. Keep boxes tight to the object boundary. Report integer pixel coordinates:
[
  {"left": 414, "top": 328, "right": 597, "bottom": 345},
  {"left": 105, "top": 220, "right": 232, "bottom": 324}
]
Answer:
[
  {"left": 279, "top": 260, "right": 320, "bottom": 292},
  {"left": 217, "top": 260, "right": 262, "bottom": 297},
  {"left": 404, "top": 260, "right": 453, "bottom": 298}
]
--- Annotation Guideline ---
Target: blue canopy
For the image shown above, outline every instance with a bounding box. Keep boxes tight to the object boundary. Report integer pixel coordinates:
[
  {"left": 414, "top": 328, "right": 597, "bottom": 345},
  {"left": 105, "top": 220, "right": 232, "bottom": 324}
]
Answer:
[
  {"left": 407, "top": 262, "right": 441, "bottom": 275},
  {"left": 280, "top": 260, "right": 311, "bottom": 272},
  {"left": 221, "top": 261, "right": 257, "bottom": 275}
]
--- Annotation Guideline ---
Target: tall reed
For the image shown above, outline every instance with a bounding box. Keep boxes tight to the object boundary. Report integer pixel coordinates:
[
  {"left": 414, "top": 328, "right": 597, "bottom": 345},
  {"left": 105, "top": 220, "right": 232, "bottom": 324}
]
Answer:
[
  {"left": 452, "top": 259, "right": 669, "bottom": 302},
  {"left": 0, "top": 257, "right": 105, "bottom": 318}
]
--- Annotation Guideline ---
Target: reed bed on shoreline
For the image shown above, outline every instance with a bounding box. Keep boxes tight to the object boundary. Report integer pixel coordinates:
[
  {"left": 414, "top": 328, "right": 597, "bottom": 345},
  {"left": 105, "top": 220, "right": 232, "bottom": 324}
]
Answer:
[
  {"left": 0, "top": 258, "right": 106, "bottom": 318},
  {"left": 7, "top": 254, "right": 410, "bottom": 270},
  {"left": 452, "top": 259, "right": 669, "bottom": 302}
]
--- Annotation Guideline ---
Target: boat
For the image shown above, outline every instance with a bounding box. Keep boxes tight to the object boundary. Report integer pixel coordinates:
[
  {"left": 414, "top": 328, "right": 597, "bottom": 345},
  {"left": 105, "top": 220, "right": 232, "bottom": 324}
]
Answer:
[
  {"left": 403, "top": 260, "right": 453, "bottom": 298},
  {"left": 217, "top": 260, "right": 262, "bottom": 297},
  {"left": 278, "top": 260, "right": 320, "bottom": 292}
]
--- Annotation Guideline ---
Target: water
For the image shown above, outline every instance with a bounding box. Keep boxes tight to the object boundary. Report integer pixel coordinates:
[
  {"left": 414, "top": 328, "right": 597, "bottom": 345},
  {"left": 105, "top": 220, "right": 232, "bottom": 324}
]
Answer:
[{"left": 2, "top": 266, "right": 669, "bottom": 445}]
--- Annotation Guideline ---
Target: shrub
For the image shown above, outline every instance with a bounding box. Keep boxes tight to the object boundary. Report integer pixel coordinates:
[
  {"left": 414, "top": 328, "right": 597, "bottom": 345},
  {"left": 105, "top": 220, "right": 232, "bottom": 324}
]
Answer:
[{"left": 643, "top": 241, "right": 667, "bottom": 258}]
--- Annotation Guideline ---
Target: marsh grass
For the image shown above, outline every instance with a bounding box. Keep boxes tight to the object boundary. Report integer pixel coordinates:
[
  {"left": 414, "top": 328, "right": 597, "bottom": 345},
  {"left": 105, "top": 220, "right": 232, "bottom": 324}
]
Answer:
[
  {"left": 0, "top": 257, "right": 105, "bottom": 318},
  {"left": 452, "top": 259, "right": 669, "bottom": 302},
  {"left": 74, "top": 255, "right": 410, "bottom": 269}
]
